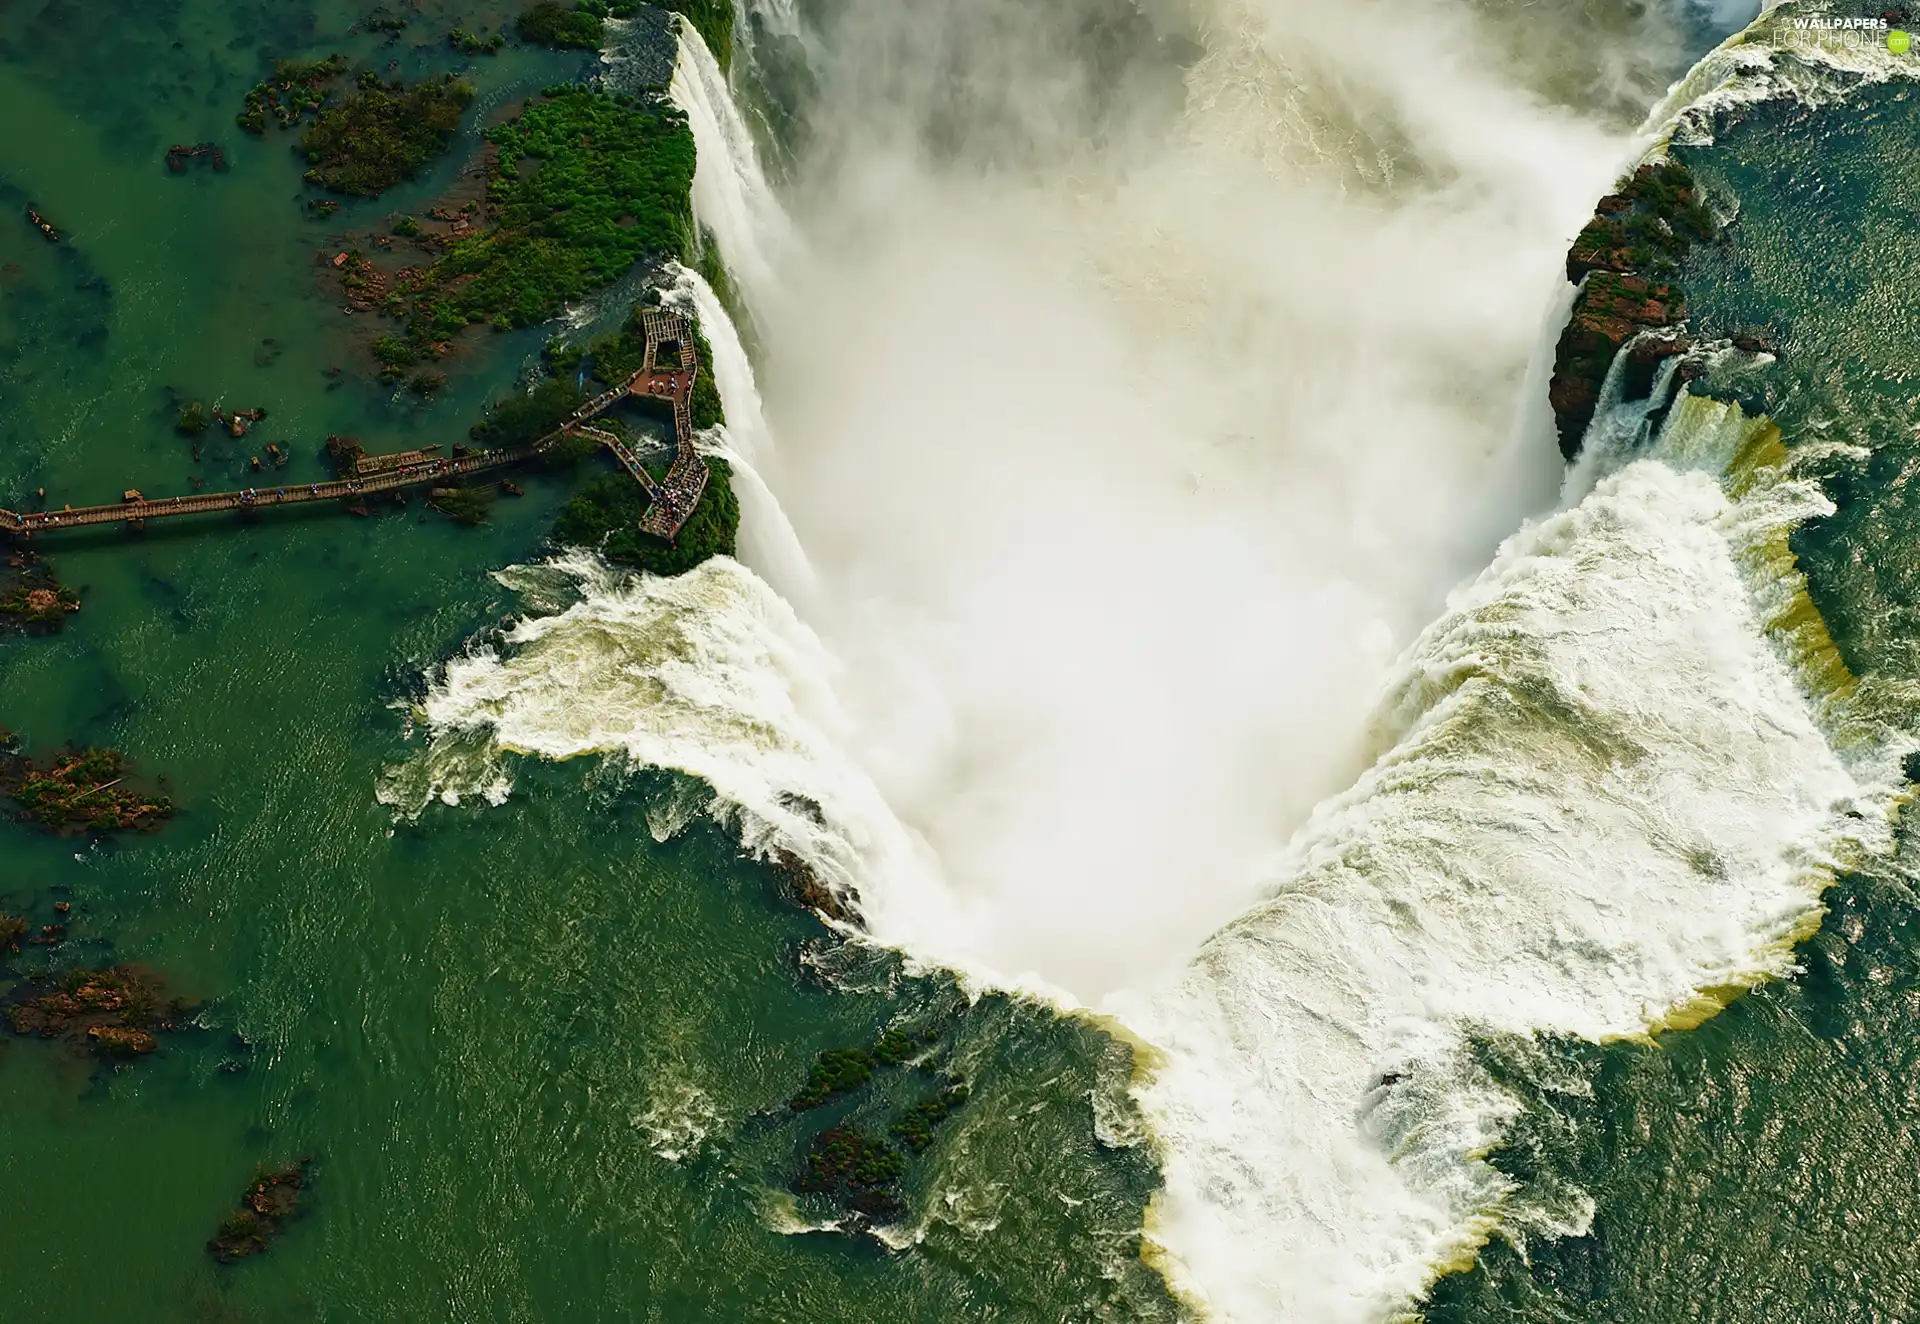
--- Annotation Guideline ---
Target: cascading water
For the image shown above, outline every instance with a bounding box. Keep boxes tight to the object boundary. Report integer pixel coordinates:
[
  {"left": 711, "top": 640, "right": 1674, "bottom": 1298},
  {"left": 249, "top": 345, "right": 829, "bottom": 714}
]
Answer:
[{"left": 386, "top": 0, "right": 1899, "bottom": 1317}]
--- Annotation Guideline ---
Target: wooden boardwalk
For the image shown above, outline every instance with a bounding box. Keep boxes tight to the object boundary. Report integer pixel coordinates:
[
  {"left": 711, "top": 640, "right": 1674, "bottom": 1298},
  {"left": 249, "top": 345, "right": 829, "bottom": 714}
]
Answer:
[{"left": 0, "top": 309, "right": 713, "bottom": 541}]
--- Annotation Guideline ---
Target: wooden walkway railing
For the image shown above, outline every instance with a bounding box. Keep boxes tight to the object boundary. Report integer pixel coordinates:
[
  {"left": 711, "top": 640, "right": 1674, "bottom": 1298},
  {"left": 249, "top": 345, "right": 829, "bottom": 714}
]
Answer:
[{"left": 0, "top": 309, "right": 713, "bottom": 542}]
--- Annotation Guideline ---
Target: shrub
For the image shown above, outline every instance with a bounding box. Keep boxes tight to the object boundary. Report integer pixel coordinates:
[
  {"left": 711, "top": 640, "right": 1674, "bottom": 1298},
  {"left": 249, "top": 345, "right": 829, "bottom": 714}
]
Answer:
[
  {"left": 395, "top": 88, "right": 695, "bottom": 344},
  {"left": 551, "top": 456, "right": 737, "bottom": 576},
  {"left": 299, "top": 74, "right": 475, "bottom": 197},
  {"left": 516, "top": 1, "right": 604, "bottom": 48}
]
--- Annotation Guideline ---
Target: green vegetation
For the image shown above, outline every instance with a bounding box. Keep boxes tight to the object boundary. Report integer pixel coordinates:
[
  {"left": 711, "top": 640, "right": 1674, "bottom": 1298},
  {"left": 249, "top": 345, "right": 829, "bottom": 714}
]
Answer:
[
  {"left": 657, "top": 0, "right": 734, "bottom": 69},
  {"left": 782, "top": 1023, "right": 968, "bottom": 1220},
  {"left": 364, "top": 6, "right": 408, "bottom": 35},
  {"left": 1, "top": 745, "right": 174, "bottom": 833},
  {"left": 516, "top": 1, "right": 605, "bottom": 48},
  {"left": 688, "top": 322, "right": 722, "bottom": 429},
  {"left": 791, "top": 1048, "right": 878, "bottom": 1109},
  {"left": 516, "top": 0, "right": 726, "bottom": 56},
  {"left": 449, "top": 28, "right": 506, "bottom": 54},
  {"left": 175, "top": 401, "right": 209, "bottom": 435},
  {"left": 430, "top": 487, "right": 494, "bottom": 525},
  {"left": 550, "top": 456, "right": 738, "bottom": 575},
  {"left": 874, "top": 1025, "right": 938, "bottom": 1064},
  {"left": 394, "top": 88, "right": 694, "bottom": 348},
  {"left": 237, "top": 55, "right": 347, "bottom": 134},
  {"left": 788, "top": 1025, "right": 941, "bottom": 1109},
  {"left": 1568, "top": 159, "right": 1717, "bottom": 283},
  {"left": 473, "top": 377, "right": 586, "bottom": 448},
  {"left": 889, "top": 1084, "right": 971, "bottom": 1152},
  {"left": 0, "top": 583, "right": 80, "bottom": 627},
  {"left": 796, "top": 1126, "right": 906, "bottom": 1218},
  {"left": 371, "top": 335, "right": 416, "bottom": 369},
  {"left": 299, "top": 73, "right": 475, "bottom": 197}
]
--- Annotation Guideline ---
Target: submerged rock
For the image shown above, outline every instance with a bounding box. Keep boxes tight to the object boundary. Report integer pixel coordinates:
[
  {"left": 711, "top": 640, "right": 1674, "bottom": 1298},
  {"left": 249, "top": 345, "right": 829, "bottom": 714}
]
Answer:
[
  {"left": 0, "top": 552, "right": 80, "bottom": 632},
  {"left": 207, "top": 1159, "right": 314, "bottom": 1263},
  {"left": 2, "top": 964, "right": 188, "bottom": 1059},
  {"left": 0, "top": 737, "right": 174, "bottom": 834},
  {"left": 768, "top": 848, "right": 855, "bottom": 924}
]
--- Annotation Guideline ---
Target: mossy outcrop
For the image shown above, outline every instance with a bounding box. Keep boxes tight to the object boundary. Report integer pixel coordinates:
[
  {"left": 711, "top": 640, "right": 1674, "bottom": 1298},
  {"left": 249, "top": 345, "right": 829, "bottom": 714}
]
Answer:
[
  {"left": 0, "top": 552, "right": 79, "bottom": 632},
  {"left": 299, "top": 73, "right": 475, "bottom": 198},
  {"left": 789, "top": 1026, "right": 942, "bottom": 1109},
  {"left": 3, "top": 965, "right": 189, "bottom": 1060},
  {"left": 207, "top": 1160, "right": 313, "bottom": 1263},
  {"left": 0, "top": 739, "right": 174, "bottom": 834},
  {"left": 0, "top": 583, "right": 80, "bottom": 628},
  {"left": 1549, "top": 159, "right": 1716, "bottom": 459},
  {"left": 889, "top": 1084, "right": 971, "bottom": 1152},
  {"left": 784, "top": 1022, "right": 970, "bottom": 1223}
]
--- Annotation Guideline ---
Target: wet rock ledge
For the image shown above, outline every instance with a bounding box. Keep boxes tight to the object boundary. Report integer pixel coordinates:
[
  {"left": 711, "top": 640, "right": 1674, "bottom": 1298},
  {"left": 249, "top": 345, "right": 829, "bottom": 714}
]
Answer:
[{"left": 1548, "top": 159, "right": 1718, "bottom": 459}]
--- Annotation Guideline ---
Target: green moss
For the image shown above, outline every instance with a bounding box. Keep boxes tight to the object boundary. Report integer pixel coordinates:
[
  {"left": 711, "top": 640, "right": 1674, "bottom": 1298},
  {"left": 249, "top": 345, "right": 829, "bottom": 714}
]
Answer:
[
  {"left": 299, "top": 74, "right": 475, "bottom": 198},
  {"left": 175, "top": 401, "right": 209, "bottom": 435},
  {"left": 550, "top": 455, "right": 738, "bottom": 575},
  {"left": 398, "top": 88, "right": 695, "bottom": 343},
  {"left": 517, "top": 1, "right": 604, "bottom": 48}
]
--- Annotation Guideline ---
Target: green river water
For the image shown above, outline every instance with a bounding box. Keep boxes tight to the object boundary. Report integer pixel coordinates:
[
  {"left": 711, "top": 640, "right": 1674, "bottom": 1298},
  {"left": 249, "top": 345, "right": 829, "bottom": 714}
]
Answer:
[
  {"left": 11, "top": 1, "right": 1920, "bottom": 1322},
  {"left": 0, "top": 3, "right": 1170, "bottom": 1320}
]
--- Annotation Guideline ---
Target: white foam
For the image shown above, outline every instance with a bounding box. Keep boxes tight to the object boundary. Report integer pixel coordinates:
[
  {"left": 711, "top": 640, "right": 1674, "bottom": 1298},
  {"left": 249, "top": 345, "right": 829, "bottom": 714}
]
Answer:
[
  {"left": 669, "top": 19, "right": 793, "bottom": 306},
  {"left": 658, "top": 261, "right": 820, "bottom": 606},
  {"left": 387, "top": 0, "right": 1911, "bottom": 1315},
  {"left": 1125, "top": 452, "right": 1887, "bottom": 1322}
]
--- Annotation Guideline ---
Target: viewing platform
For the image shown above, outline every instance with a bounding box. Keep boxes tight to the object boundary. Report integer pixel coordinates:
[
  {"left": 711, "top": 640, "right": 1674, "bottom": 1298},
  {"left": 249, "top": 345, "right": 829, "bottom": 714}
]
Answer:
[{"left": 0, "top": 307, "right": 713, "bottom": 543}]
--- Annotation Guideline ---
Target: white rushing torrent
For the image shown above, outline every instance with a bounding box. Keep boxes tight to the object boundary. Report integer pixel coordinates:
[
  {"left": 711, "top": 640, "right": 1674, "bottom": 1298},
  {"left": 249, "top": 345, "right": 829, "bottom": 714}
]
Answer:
[
  {"left": 384, "top": 0, "right": 1901, "bottom": 1317},
  {"left": 1124, "top": 432, "right": 1890, "bottom": 1319}
]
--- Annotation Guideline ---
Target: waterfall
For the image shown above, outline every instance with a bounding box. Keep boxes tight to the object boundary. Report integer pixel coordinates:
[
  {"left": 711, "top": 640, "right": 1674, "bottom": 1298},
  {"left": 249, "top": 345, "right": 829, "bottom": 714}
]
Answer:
[
  {"left": 1125, "top": 405, "right": 1893, "bottom": 1319},
  {"left": 387, "top": 1, "right": 1890, "bottom": 1317},
  {"left": 669, "top": 18, "right": 792, "bottom": 307}
]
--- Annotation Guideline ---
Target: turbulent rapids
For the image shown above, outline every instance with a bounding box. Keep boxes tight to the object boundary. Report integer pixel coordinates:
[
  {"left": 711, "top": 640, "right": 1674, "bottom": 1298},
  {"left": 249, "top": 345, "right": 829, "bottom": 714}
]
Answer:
[{"left": 384, "top": 0, "right": 1919, "bottom": 1318}]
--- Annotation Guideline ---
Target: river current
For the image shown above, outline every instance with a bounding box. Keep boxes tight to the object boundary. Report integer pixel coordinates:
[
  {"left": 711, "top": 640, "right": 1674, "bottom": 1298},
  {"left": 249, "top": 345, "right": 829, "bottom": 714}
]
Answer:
[{"left": 5, "top": 0, "right": 1918, "bottom": 1320}]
